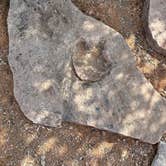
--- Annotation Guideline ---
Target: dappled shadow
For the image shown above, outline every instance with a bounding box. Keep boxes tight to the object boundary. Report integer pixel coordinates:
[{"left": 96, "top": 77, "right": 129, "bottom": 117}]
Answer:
[
  {"left": 6, "top": 0, "right": 166, "bottom": 145},
  {"left": 71, "top": 0, "right": 166, "bottom": 139},
  {"left": 73, "top": 0, "right": 166, "bottom": 59},
  {"left": 63, "top": 51, "right": 166, "bottom": 144},
  {"left": 0, "top": 0, "right": 165, "bottom": 165}
]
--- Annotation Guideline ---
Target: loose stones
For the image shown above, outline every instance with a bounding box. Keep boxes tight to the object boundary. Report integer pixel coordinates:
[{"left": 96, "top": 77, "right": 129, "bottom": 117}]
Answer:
[{"left": 8, "top": 0, "right": 166, "bottom": 144}]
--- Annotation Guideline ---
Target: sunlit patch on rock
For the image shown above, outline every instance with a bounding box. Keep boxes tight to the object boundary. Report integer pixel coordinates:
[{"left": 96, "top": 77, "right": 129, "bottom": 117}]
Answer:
[{"left": 8, "top": 0, "right": 166, "bottom": 144}]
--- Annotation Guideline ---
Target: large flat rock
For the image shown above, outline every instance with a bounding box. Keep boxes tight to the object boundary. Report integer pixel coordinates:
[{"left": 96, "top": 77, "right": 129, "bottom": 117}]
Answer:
[
  {"left": 145, "top": 0, "right": 166, "bottom": 56},
  {"left": 8, "top": 0, "right": 166, "bottom": 144}
]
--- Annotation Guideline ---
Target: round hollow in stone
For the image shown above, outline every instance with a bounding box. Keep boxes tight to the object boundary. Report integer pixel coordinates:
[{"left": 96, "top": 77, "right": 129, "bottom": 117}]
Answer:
[{"left": 72, "top": 38, "right": 112, "bottom": 82}]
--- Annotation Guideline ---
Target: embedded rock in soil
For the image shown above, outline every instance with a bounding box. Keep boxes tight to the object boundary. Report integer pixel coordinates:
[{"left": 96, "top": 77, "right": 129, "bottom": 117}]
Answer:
[
  {"left": 8, "top": 0, "right": 166, "bottom": 144},
  {"left": 151, "top": 142, "right": 166, "bottom": 166},
  {"left": 145, "top": 0, "right": 166, "bottom": 55}
]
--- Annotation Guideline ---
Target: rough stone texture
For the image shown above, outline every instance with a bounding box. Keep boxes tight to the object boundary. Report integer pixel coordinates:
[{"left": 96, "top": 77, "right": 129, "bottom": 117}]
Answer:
[
  {"left": 72, "top": 38, "right": 112, "bottom": 82},
  {"left": 0, "top": 106, "right": 3, "bottom": 112},
  {"left": 151, "top": 142, "right": 166, "bottom": 166},
  {"left": 8, "top": 0, "right": 166, "bottom": 144},
  {"left": 144, "top": 0, "right": 166, "bottom": 56}
]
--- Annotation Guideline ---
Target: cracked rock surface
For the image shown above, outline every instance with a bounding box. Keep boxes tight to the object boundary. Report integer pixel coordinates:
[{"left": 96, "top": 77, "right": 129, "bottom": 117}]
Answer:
[{"left": 8, "top": 0, "right": 166, "bottom": 144}]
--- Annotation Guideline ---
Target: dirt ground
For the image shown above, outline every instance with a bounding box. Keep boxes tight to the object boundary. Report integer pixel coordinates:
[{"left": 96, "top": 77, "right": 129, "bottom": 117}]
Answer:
[{"left": 0, "top": 0, "right": 166, "bottom": 165}]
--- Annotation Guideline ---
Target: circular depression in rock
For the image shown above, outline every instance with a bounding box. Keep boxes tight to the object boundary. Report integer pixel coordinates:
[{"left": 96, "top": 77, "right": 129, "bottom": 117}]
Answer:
[{"left": 72, "top": 38, "right": 112, "bottom": 82}]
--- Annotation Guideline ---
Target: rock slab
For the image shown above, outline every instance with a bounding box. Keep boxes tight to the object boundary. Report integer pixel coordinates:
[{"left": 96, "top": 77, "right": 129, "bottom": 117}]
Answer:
[
  {"left": 152, "top": 142, "right": 166, "bottom": 166},
  {"left": 145, "top": 0, "right": 166, "bottom": 55},
  {"left": 8, "top": 0, "right": 166, "bottom": 144}
]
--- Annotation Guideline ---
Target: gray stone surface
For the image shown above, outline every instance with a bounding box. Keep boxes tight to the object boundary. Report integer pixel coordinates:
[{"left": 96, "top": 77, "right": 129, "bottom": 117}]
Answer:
[
  {"left": 151, "top": 142, "right": 166, "bottom": 166},
  {"left": 0, "top": 107, "right": 3, "bottom": 112},
  {"left": 146, "top": 0, "right": 166, "bottom": 55},
  {"left": 8, "top": 0, "right": 166, "bottom": 144}
]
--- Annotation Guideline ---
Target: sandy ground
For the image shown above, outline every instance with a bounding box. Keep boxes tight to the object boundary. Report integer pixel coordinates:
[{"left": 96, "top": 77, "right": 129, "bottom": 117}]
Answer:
[{"left": 0, "top": 0, "right": 166, "bottom": 165}]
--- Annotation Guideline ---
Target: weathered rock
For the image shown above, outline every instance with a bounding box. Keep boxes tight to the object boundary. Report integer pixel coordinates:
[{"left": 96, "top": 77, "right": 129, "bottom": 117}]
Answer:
[
  {"left": 144, "top": 0, "right": 166, "bottom": 56},
  {"left": 72, "top": 38, "right": 112, "bottom": 82},
  {"left": 0, "top": 107, "right": 3, "bottom": 112},
  {"left": 8, "top": 0, "right": 166, "bottom": 144},
  {"left": 151, "top": 142, "right": 166, "bottom": 166}
]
